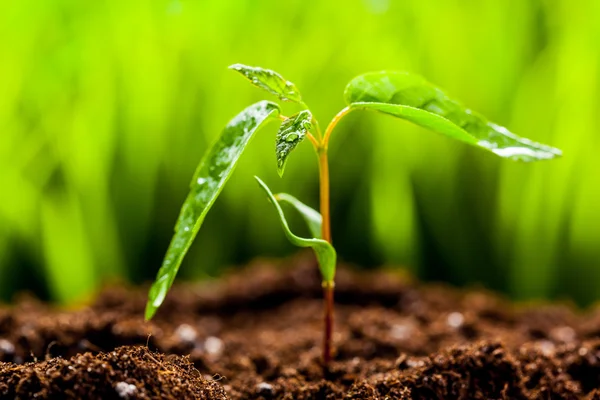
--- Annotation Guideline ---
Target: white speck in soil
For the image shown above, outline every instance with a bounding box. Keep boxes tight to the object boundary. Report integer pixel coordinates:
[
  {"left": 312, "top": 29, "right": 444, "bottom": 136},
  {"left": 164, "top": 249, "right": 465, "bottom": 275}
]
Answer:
[
  {"left": 256, "top": 382, "right": 274, "bottom": 395},
  {"left": 536, "top": 340, "right": 556, "bottom": 356},
  {"left": 115, "top": 382, "right": 137, "bottom": 399},
  {"left": 579, "top": 347, "right": 589, "bottom": 356},
  {"left": 0, "top": 339, "right": 15, "bottom": 354},
  {"left": 204, "top": 336, "right": 224, "bottom": 356},
  {"left": 550, "top": 326, "right": 576, "bottom": 343},
  {"left": 175, "top": 323, "right": 198, "bottom": 344},
  {"left": 390, "top": 322, "right": 413, "bottom": 340},
  {"left": 406, "top": 358, "right": 425, "bottom": 368},
  {"left": 447, "top": 312, "right": 465, "bottom": 328}
]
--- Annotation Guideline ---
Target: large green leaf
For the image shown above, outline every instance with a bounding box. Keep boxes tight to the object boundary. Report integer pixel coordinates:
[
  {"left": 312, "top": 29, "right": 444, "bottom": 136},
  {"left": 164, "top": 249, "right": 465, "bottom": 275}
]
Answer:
[
  {"left": 344, "top": 72, "right": 562, "bottom": 161},
  {"left": 229, "top": 64, "right": 304, "bottom": 104},
  {"left": 275, "top": 193, "right": 322, "bottom": 239},
  {"left": 255, "top": 176, "right": 336, "bottom": 283},
  {"left": 276, "top": 110, "right": 312, "bottom": 176},
  {"left": 145, "top": 101, "right": 280, "bottom": 320}
]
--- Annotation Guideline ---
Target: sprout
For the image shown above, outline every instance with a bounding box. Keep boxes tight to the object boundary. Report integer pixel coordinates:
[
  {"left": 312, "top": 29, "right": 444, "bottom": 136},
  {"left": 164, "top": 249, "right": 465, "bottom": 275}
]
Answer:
[{"left": 146, "top": 64, "right": 562, "bottom": 368}]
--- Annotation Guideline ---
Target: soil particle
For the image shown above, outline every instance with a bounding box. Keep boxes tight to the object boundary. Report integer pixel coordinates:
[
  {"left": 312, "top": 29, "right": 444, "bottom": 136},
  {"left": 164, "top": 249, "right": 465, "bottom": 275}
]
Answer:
[
  {"left": 0, "top": 345, "right": 226, "bottom": 399},
  {"left": 0, "top": 253, "right": 600, "bottom": 399}
]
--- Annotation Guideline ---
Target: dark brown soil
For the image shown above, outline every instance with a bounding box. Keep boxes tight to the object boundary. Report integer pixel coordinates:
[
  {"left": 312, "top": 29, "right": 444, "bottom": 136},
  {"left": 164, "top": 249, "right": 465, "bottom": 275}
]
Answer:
[
  {"left": 1, "top": 253, "right": 600, "bottom": 399},
  {"left": 0, "top": 345, "right": 226, "bottom": 399}
]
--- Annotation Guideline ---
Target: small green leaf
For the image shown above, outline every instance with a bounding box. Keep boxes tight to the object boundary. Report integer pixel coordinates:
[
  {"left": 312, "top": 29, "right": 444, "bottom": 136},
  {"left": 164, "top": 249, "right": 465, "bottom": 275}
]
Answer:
[
  {"left": 276, "top": 110, "right": 312, "bottom": 176},
  {"left": 229, "top": 63, "right": 304, "bottom": 104},
  {"left": 344, "top": 72, "right": 562, "bottom": 161},
  {"left": 145, "top": 101, "right": 280, "bottom": 320},
  {"left": 275, "top": 193, "right": 322, "bottom": 239},
  {"left": 255, "top": 176, "right": 336, "bottom": 283}
]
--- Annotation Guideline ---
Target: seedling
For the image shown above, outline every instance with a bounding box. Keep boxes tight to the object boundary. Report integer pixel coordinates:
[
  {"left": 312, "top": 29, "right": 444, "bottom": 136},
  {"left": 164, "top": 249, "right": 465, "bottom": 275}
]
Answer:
[{"left": 145, "top": 64, "right": 562, "bottom": 366}]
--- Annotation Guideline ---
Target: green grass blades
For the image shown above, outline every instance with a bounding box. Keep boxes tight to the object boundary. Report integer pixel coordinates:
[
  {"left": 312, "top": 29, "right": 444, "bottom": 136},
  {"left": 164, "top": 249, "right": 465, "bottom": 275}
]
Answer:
[
  {"left": 276, "top": 110, "right": 312, "bottom": 176},
  {"left": 229, "top": 64, "right": 304, "bottom": 104},
  {"left": 255, "top": 176, "right": 336, "bottom": 283},
  {"left": 274, "top": 193, "right": 322, "bottom": 239},
  {"left": 145, "top": 101, "right": 281, "bottom": 320},
  {"left": 344, "top": 72, "right": 562, "bottom": 161}
]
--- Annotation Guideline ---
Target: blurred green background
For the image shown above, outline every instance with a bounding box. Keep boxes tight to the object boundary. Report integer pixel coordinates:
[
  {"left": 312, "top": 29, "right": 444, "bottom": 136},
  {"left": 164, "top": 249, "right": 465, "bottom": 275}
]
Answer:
[{"left": 1, "top": 0, "right": 599, "bottom": 305}]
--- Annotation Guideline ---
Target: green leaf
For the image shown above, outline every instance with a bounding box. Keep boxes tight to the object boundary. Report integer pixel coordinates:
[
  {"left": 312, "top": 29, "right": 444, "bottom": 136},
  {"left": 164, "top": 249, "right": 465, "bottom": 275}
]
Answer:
[
  {"left": 255, "top": 176, "right": 336, "bottom": 283},
  {"left": 145, "top": 101, "right": 280, "bottom": 320},
  {"left": 344, "top": 72, "right": 562, "bottom": 161},
  {"left": 275, "top": 193, "right": 322, "bottom": 239},
  {"left": 276, "top": 110, "right": 312, "bottom": 176},
  {"left": 229, "top": 63, "right": 304, "bottom": 104}
]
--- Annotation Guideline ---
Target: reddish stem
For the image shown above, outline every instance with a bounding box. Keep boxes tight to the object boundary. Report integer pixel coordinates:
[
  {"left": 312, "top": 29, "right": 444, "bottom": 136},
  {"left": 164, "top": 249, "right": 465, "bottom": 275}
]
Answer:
[{"left": 322, "top": 282, "right": 334, "bottom": 366}]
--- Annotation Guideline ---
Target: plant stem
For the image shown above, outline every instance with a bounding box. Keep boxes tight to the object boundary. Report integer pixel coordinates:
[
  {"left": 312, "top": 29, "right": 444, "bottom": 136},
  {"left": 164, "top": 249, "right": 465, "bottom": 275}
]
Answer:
[
  {"left": 306, "top": 133, "right": 320, "bottom": 149},
  {"left": 316, "top": 106, "right": 352, "bottom": 368},
  {"left": 318, "top": 150, "right": 332, "bottom": 243},
  {"left": 323, "top": 280, "right": 334, "bottom": 366},
  {"left": 313, "top": 118, "right": 323, "bottom": 140},
  {"left": 323, "top": 106, "right": 352, "bottom": 146},
  {"left": 317, "top": 147, "right": 334, "bottom": 366}
]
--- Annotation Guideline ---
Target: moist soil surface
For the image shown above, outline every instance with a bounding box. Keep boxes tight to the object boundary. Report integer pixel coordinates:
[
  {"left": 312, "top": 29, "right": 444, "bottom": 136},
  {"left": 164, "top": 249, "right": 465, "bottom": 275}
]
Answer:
[{"left": 1, "top": 254, "right": 600, "bottom": 399}]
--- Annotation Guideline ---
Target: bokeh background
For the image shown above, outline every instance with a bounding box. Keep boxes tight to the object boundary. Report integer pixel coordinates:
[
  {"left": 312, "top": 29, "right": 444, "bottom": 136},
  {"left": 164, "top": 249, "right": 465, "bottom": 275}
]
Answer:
[{"left": 1, "top": 0, "right": 599, "bottom": 305}]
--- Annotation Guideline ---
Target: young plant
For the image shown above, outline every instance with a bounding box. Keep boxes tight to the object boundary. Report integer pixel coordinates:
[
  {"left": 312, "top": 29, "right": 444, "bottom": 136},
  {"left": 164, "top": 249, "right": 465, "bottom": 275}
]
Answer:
[{"left": 145, "top": 64, "right": 562, "bottom": 366}]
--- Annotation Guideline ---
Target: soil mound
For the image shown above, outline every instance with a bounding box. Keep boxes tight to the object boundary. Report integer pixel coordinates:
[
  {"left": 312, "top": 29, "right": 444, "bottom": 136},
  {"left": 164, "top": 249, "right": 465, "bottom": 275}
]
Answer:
[
  {"left": 0, "top": 345, "right": 226, "bottom": 399},
  {"left": 1, "top": 254, "right": 599, "bottom": 399}
]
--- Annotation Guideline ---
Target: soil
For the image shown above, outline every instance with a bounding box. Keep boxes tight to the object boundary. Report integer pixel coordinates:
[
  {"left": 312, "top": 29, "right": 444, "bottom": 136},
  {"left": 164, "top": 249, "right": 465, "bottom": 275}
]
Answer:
[{"left": 1, "top": 253, "right": 600, "bottom": 399}]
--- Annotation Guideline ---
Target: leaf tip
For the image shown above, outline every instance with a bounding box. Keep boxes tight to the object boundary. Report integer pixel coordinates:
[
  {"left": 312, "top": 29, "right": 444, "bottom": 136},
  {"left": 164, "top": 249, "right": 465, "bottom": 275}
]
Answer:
[
  {"left": 552, "top": 147, "right": 563, "bottom": 158},
  {"left": 144, "top": 302, "right": 157, "bottom": 321},
  {"left": 254, "top": 175, "right": 266, "bottom": 188}
]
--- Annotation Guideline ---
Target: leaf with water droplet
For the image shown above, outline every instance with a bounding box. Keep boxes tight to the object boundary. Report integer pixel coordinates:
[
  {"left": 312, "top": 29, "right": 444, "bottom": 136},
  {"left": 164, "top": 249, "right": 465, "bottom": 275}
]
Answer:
[
  {"left": 275, "top": 193, "right": 322, "bottom": 239},
  {"left": 145, "top": 101, "right": 280, "bottom": 320},
  {"left": 229, "top": 64, "right": 304, "bottom": 104},
  {"left": 276, "top": 110, "right": 312, "bottom": 176},
  {"left": 344, "top": 71, "right": 562, "bottom": 161},
  {"left": 255, "top": 176, "right": 335, "bottom": 283}
]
